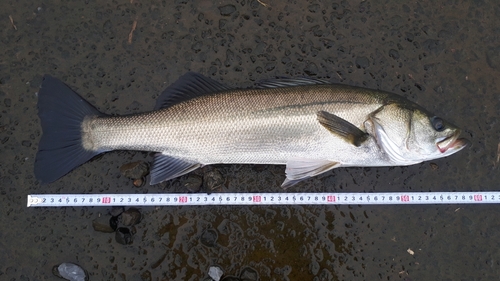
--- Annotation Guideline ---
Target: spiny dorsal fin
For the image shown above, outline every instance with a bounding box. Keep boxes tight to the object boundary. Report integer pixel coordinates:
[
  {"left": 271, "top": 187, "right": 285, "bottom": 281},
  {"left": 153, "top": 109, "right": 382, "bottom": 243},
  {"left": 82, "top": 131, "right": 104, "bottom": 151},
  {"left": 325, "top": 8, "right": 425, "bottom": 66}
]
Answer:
[
  {"left": 155, "top": 72, "right": 233, "bottom": 110},
  {"left": 255, "top": 77, "right": 330, "bottom": 89}
]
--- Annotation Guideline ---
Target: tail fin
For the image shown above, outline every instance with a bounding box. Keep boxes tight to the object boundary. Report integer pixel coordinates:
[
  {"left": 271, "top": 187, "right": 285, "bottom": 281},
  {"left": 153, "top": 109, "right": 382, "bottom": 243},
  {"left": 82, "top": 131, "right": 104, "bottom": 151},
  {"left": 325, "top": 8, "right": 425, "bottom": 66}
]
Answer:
[{"left": 35, "top": 75, "right": 105, "bottom": 184}]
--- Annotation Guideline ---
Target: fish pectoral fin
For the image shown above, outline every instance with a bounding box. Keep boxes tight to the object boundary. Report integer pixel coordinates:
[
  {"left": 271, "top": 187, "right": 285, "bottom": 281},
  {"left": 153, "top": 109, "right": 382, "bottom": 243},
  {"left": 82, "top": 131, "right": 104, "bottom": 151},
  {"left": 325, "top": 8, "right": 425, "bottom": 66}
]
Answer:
[
  {"left": 282, "top": 159, "right": 341, "bottom": 189},
  {"left": 317, "top": 111, "right": 369, "bottom": 147},
  {"left": 150, "top": 154, "right": 201, "bottom": 185}
]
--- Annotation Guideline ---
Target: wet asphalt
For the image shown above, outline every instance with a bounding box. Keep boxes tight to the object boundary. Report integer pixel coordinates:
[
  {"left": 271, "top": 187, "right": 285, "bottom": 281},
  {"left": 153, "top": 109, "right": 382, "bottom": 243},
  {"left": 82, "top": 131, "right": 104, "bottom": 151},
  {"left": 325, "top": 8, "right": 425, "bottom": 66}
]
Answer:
[{"left": 1, "top": 0, "right": 500, "bottom": 280}]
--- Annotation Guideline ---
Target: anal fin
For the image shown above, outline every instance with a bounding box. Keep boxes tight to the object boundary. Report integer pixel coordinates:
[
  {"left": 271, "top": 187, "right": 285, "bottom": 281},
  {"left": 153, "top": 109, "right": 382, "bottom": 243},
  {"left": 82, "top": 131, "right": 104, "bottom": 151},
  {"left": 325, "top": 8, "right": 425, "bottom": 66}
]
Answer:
[
  {"left": 282, "top": 159, "right": 341, "bottom": 189},
  {"left": 150, "top": 154, "right": 201, "bottom": 185}
]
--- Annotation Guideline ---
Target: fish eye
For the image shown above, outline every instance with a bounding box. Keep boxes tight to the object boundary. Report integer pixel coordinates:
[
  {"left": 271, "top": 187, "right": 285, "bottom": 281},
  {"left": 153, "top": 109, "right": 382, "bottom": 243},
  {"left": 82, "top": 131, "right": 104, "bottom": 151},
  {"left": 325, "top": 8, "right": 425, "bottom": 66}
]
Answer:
[{"left": 430, "top": 116, "right": 445, "bottom": 132}]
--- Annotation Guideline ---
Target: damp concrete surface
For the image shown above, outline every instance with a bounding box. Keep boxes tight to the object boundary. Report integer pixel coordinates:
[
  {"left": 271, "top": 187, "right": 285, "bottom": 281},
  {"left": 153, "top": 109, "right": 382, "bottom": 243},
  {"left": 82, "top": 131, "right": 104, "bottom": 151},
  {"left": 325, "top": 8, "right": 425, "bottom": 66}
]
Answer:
[{"left": 1, "top": 0, "right": 500, "bottom": 280}]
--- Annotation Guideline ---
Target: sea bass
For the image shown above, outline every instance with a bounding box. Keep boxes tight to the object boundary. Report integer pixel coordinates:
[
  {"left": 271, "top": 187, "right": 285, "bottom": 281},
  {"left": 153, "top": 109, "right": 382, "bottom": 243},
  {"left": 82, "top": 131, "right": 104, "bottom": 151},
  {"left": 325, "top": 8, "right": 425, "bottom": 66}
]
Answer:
[{"left": 35, "top": 72, "right": 469, "bottom": 188}]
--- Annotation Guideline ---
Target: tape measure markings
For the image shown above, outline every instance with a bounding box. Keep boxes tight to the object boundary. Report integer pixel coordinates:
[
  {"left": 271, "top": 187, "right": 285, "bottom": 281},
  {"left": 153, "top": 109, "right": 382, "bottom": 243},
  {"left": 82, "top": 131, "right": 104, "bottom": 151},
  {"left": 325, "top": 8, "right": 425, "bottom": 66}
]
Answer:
[{"left": 27, "top": 192, "right": 500, "bottom": 207}]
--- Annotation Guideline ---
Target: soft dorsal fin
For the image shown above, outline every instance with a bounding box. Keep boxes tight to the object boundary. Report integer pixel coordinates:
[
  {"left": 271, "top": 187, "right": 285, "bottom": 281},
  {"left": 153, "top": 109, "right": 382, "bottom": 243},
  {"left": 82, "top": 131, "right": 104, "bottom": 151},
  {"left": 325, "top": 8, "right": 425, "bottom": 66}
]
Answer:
[
  {"left": 155, "top": 72, "right": 233, "bottom": 110},
  {"left": 255, "top": 77, "right": 329, "bottom": 89}
]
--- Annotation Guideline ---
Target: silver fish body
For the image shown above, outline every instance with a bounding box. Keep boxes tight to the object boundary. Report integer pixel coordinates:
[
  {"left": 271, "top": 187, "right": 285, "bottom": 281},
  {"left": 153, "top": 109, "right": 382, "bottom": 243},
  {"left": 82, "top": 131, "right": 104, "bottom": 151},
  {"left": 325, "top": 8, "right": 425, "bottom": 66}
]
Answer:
[
  {"left": 35, "top": 73, "right": 469, "bottom": 188},
  {"left": 84, "top": 85, "right": 386, "bottom": 164}
]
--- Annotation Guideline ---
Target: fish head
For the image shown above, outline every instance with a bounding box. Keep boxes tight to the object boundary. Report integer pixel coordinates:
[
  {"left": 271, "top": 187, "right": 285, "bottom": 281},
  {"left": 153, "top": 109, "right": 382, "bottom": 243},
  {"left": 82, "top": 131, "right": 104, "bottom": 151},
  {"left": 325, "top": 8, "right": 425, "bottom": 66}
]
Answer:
[{"left": 366, "top": 103, "right": 469, "bottom": 165}]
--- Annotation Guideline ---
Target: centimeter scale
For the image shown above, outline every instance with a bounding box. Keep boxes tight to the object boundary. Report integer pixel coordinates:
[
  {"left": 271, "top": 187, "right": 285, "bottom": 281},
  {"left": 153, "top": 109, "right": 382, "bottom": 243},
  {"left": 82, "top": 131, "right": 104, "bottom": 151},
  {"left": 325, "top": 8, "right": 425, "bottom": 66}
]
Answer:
[{"left": 27, "top": 191, "right": 500, "bottom": 207}]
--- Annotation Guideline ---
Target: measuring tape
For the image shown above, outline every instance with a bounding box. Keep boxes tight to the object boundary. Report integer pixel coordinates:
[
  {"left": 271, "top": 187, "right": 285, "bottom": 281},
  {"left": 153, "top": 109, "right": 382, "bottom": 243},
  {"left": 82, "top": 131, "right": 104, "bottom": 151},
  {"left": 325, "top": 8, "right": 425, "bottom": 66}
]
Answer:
[{"left": 27, "top": 191, "right": 500, "bottom": 207}]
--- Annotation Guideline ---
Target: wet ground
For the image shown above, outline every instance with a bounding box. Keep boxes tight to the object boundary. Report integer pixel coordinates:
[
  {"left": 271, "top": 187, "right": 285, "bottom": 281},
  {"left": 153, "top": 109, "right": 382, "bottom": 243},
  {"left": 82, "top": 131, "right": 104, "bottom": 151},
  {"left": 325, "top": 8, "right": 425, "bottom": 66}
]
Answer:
[{"left": 1, "top": 0, "right": 500, "bottom": 280}]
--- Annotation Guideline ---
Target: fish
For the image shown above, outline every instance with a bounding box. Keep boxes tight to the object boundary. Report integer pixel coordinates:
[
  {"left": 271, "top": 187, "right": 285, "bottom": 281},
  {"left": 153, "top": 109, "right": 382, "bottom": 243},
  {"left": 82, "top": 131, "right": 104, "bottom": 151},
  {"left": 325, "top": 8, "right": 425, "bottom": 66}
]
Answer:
[{"left": 35, "top": 72, "right": 469, "bottom": 188}]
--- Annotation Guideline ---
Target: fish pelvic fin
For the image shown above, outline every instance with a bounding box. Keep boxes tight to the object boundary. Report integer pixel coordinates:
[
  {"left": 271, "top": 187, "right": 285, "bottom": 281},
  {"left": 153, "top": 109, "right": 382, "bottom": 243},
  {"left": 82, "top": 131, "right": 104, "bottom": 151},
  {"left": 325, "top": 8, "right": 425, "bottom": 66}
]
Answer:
[
  {"left": 317, "top": 111, "right": 369, "bottom": 147},
  {"left": 35, "top": 75, "right": 106, "bottom": 184},
  {"left": 282, "top": 159, "right": 341, "bottom": 189},
  {"left": 150, "top": 154, "right": 201, "bottom": 185}
]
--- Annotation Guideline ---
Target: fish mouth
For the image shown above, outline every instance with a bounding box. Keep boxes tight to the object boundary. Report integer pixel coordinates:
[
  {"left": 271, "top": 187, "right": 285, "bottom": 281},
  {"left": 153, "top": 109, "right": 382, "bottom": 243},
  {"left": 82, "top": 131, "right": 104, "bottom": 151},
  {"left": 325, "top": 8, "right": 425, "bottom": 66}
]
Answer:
[{"left": 437, "top": 130, "right": 470, "bottom": 153}]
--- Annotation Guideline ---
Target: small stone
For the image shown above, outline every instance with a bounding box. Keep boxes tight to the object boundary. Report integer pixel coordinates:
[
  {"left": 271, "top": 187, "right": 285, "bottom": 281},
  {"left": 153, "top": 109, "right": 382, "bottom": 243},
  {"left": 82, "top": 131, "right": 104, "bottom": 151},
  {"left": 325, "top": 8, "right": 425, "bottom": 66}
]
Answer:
[
  {"left": 92, "top": 215, "right": 116, "bottom": 233},
  {"left": 110, "top": 206, "right": 125, "bottom": 217},
  {"left": 429, "top": 163, "right": 438, "bottom": 170},
  {"left": 218, "top": 4, "right": 236, "bottom": 16},
  {"left": 304, "top": 62, "right": 318, "bottom": 76},
  {"left": 407, "top": 248, "right": 415, "bottom": 255},
  {"left": 388, "top": 49, "right": 400, "bottom": 59},
  {"left": 121, "top": 208, "right": 141, "bottom": 226},
  {"left": 355, "top": 56, "right": 370, "bottom": 69},
  {"left": 120, "top": 161, "right": 149, "bottom": 179},
  {"left": 53, "top": 263, "right": 89, "bottom": 281},
  {"left": 204, "top": 168, "right": 224, "bottom": 190},
  {"left": 208, "top": 266, "right": 224, "bottom": 281},
  {"left": 133, "top": 178, "right": 145, "bottom": 187},
  {"left": 239, "top": 267, "right": 259, "bottom": 281},
  {"left": 115, "top": 227, "right": 133, "bottom": 245},
  {"left": 486, "top": 47, "right": 500, "bottom": 70},
  {"left": 309, "top": 260, "right": 320, "bottom": 275},
  {"left": 183, "top": 174, "right": 203, "bottom": 192},
  {"left": 200, "top": 228, "right": 218, "bottom": 247},
  {"left": 109, "top": 216, "right": 119, "bottom": 231},
  {"left": 21, "top": 140, "right": 32, "bottom": 147}
]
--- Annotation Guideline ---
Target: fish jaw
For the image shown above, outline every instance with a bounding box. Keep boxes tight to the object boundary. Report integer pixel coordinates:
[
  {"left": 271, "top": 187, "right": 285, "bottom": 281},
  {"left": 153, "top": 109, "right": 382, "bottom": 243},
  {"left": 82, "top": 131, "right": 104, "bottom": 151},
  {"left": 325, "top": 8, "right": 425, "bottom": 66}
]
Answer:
[{"left": 436, "top": 130, "right": 470, "bottom": 155}]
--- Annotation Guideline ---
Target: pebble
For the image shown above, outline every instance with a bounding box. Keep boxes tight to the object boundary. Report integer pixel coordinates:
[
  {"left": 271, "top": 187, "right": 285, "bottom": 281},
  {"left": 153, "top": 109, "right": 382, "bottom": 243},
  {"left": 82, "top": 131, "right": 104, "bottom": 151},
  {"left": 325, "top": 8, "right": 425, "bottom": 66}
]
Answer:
[
  {"left": 486, "top": 47, "right": 500, "bottom": 70},
  {"left": 204, "top": 167, "right": 224, "bottom": 190},
  {"left": 183, "top": 174, "right": 203, "bottom": 192},
  {"left": 208, "top": 266, "right": 224, "bottom": 281},
  {"left": 218, "top": 4, "right": 236, "bottom": 16},
  {"left": 239, "top": 267, "right": 259, "bottom": 281},
  {"left": 92, "top": 215, "right": 117, "bottom": 233},
  {"left": 304, "top": 62, "right": 318, "bottom": 76},
  {"left": 430, "top": 163, "right": 439, "bottom": 170},
  {"left": 200, "top": 228, "right": 218, "bottom": 247},
  {"left": 120, "top": 161, "right": 149, "bottom": 180},
  {"left": 133, "top": 178, "right": 145, "bottom": 187},
  {"left": 309, "top": 260, "right": 320, "bottom": 275},
  {"left": 110, "top": 206, "right": 125, "bottom": 217},
  {"left": 109, "top": 216, "right": 119, "bottom": 231},
  {"left": 388, "top": 49, "right": 400, "bottom": 59},
  {"left": 115, "top": 227, "right": 133, "bottom": 245},
  {"left": 52, "top": 263, "right": 89, "bottom": 281},
  {"left": 120, "top": 207, "right": 142, "bottom": 226},
  {"left": 355, "top": 56, "right": 370, "bottom": 69}
]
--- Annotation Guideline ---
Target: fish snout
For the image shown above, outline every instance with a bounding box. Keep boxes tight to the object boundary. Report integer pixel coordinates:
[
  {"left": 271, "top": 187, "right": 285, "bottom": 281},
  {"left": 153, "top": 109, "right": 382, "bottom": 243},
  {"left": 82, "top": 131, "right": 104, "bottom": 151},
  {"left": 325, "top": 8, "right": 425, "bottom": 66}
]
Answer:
[{"left": 437, "top": 130, "right": 470, "bottom": 153}]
